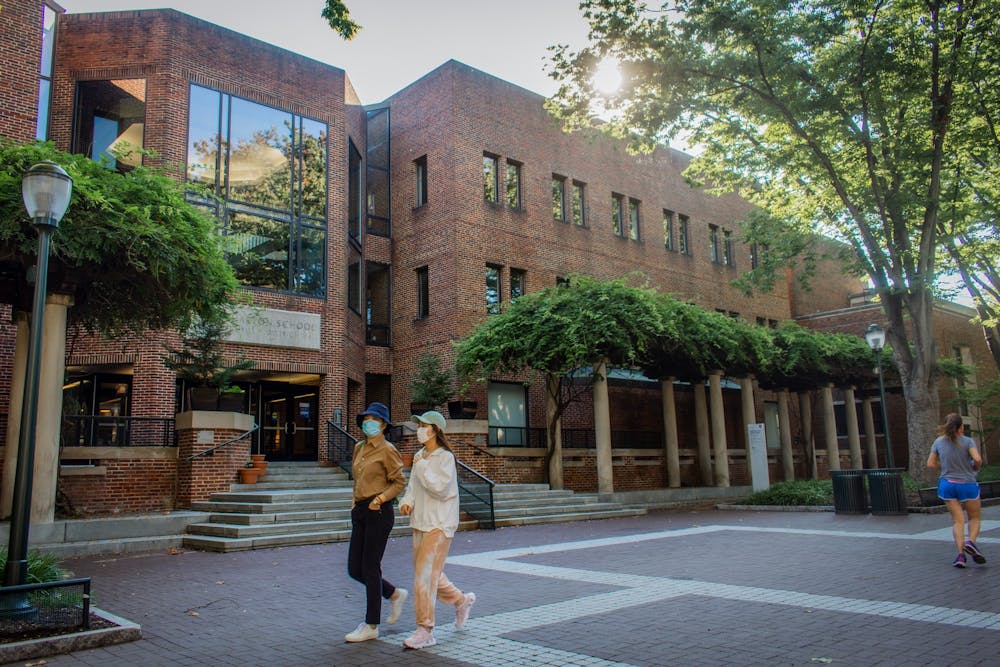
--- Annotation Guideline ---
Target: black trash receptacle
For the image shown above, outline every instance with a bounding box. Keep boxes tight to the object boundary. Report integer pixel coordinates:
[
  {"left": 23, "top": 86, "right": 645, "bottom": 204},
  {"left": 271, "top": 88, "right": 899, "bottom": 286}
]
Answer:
[
  {"left": 867, "top": 468, "right": 907, "bottom": 515},
  {"left": 831, "top": 470, "right": 867, "bottom": 514}
]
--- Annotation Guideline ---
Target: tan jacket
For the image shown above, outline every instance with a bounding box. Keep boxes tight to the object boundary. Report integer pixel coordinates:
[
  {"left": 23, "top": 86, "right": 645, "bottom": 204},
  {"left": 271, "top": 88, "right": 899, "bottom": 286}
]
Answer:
[{"left": 351, "top": 438, "right": 406, "bottom": 503}]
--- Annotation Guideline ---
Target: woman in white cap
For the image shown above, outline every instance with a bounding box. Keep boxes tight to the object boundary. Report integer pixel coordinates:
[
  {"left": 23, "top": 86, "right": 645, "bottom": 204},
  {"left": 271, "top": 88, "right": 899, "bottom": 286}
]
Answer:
[
  {"left": 398, "top": 410, "right": 476, "bottom": 649},
  {"left": 344, "top": 402, "right": 408, "bottom": 643}
]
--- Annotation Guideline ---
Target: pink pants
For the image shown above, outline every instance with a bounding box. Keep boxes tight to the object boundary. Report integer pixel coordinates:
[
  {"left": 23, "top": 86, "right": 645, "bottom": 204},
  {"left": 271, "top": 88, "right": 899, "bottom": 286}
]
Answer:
[{"left": 412, "top": 528, "right": 465, "bottom": 629}]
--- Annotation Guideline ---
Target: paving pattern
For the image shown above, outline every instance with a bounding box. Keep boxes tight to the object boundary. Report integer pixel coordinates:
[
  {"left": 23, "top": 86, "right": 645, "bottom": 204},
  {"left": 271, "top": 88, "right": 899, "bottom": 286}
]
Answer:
[{"left": 6, "top": 507, "right": 998, "bottom": 666}]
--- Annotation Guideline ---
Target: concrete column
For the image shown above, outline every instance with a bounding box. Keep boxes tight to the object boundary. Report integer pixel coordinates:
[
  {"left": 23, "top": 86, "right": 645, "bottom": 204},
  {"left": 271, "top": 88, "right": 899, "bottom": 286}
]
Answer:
[
  {"left": 545, "top": 373, "right": 563, "bottom": 490},
  {"left": 740, "top": 376, "right": 757, "bottom": 487},
  {"left": 798, "top": 391, "right": 817, "bottom": 478},
  {"left": 843, "top": 387, "right": 863, "bottom": 469},
  {"left": 708, "top": 371, "right": 729, "bottom": 487},
  {"left": 1, "top": 313, "right": 30, "bottom": 519},
  {"left": 693, "top": 381, "right": 712, "bottom": 485},
  {"left": 593, "top": 360, "right": 614, "bottom": 495},
  {"left": 862, "top": 398, "right": 879, "bottom": 468},
  {"left": 820, "top": 384, "right": 840, "bottom": 472},
  {"left": 661, "top": 377, "right": 680, "bottom": 488},
  {"left": 777, "top": 389, "right": 794, "bottom": 481},
  {"left": 32, "top": 294, "right": 74, "bottom": 524}
]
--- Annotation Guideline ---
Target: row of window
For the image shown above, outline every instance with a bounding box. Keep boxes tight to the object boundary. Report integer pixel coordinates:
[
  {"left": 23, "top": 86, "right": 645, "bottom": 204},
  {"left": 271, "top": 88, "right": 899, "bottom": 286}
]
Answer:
[{"left": 475, "top": 153, "right": 740, "bottom": 265}]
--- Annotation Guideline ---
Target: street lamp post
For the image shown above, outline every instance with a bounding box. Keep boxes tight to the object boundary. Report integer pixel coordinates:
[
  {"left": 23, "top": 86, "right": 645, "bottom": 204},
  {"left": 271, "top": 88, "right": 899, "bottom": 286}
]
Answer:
[
  {"left": 2, "top": 163, "right": 73, "bottom": 611},
  {"left": 865, "top": 323, "right": 895, "bottom": 469}
]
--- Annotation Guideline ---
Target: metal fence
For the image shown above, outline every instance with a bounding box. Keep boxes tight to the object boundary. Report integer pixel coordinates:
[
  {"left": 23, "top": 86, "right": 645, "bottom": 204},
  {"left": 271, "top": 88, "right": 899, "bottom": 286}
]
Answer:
[
  {"left": 488, "top": 427, "right": 662, "bottom": 449},
  {"left": 61, "top": 415, "right": 175, "bottom": 448},
  {"left": 0, "top": 577, "right": 92, "bottom": 638}
]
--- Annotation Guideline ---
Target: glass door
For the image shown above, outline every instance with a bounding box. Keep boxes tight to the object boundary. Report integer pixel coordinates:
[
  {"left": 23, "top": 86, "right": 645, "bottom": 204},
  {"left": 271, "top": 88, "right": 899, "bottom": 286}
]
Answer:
[{"left": 258, "top": 383, "right": 318, "bottom": 461}]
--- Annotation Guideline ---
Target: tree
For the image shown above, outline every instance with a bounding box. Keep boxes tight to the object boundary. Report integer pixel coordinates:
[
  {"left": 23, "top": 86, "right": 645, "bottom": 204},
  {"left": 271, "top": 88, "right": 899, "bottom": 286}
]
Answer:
[
  {"left": 322, "top": 1, "right": 361, "bottom": 40},
  {"left": 455, "top": 275, "right": 664, "bottom": 485},
  {"left": 0, "top": 140, "right": 239, "bottom": 336},
  {"left": 548, "top": 0, "right": 1000, "bottom": 481}
]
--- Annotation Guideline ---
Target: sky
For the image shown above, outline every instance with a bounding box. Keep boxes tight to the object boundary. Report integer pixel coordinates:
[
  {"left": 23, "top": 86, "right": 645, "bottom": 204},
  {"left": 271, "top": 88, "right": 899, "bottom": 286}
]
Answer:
[{"left": 57, "top": 0, "right": 594, "bottom": 104}]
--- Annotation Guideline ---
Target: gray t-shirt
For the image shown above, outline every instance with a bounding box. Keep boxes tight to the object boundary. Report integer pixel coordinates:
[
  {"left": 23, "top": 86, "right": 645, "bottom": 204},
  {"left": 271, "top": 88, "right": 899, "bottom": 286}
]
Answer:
[{"left": 931, "top": 434, "right": 979, "bottom": 484}]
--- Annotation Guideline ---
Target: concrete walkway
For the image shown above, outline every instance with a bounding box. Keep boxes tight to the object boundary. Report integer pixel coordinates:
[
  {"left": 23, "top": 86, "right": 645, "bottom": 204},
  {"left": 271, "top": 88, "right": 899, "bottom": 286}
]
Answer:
[{"left": 5, "top": 505, "right": 998, "bottom": 666}]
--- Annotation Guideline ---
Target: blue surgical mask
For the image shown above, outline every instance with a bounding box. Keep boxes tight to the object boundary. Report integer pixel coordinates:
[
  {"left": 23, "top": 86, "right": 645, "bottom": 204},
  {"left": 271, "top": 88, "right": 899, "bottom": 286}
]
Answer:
[{"left": 362, "top": 419, "right": 382, "bottom": 437}]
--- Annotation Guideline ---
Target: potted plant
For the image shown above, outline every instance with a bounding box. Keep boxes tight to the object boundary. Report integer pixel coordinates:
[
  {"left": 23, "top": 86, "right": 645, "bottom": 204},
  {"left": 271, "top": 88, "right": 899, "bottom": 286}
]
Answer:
[
  {"left": 409, "top": 352, "right": 453, "bottom": 413},
  {"left": 162, "top": 315, "right": 255, "bottom": 411},
  {"left": 238, "top": 461, "right": 260, "bottom": 484}
]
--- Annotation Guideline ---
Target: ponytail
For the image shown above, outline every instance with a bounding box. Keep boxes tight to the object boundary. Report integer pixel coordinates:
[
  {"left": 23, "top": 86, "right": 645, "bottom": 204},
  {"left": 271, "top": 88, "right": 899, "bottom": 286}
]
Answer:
[{"left": 938, "top": 413, "right": 963, "bottom": 444}]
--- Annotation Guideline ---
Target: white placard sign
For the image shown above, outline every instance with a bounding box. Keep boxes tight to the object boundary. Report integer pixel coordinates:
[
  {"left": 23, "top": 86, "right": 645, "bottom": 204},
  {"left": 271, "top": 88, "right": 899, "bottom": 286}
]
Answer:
[
  {"left": 747, "top": 423, "right": 770, "bottom": 492},
  {"left": 226, "top": 306, "right": 322, "bottom": 350}
]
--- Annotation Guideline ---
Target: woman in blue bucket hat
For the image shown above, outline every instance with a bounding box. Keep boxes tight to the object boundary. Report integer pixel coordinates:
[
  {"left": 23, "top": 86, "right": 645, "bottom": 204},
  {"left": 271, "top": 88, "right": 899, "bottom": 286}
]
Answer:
[{"left": 344, "top": 402, "right": 408, "bottom": 643}]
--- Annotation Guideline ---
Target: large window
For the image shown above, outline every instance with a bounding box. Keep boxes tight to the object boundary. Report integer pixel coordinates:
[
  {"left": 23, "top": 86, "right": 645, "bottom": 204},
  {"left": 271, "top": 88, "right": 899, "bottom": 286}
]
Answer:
[
  {"left": 485, "top": 264, "right": 502, "bottom": 315},
  {"left": 709, "top": 224, "right": 720, "bottom": 263},
  {"left": 73, "top": 79, "right": 146, "bottom": 170},
  {"left": 488, "top": 382, "right": 527, "bottom": 446},
  {"left": 722, "top": 229, "right": 733, "bottom": 266},
  {"left": 483, "top": 153, "right": 499, "bottom": 203},
  {"left": 186, "top": 84, "right": 328, "bottom": 296},
  {"left": 349, "top": 141, "right": 362, "bottom": 242}
]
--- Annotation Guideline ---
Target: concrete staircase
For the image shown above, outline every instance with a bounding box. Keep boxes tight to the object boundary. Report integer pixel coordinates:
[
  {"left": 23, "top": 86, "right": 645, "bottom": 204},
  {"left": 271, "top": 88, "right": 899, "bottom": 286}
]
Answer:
[{"left": 182, "top": 462, "right": 646, "bottom": 552}]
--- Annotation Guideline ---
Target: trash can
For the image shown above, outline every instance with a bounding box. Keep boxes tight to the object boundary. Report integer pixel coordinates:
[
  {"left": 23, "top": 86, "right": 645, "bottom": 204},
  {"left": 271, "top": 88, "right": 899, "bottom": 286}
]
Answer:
[
  {"left": 867, "top": 468, "right": 907, "bottom": 515},
  {"left": 831, "top": 470, "right": 867, "bottom": 514}
]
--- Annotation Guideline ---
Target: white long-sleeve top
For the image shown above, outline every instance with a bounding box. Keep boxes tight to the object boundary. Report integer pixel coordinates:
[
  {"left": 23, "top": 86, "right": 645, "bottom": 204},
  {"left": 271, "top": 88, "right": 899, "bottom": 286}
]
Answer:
[{"left": 398, "top": 446, "right": 459, "bottom": 537}]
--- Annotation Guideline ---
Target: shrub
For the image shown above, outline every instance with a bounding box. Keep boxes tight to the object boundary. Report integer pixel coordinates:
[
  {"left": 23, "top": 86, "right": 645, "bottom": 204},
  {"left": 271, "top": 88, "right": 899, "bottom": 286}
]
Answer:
[
  {"left": 742, "top": 480, "right": 833, "bottom": 506},
  {"left": 0, "top": 548, "right": 68, "bottom": 584}
]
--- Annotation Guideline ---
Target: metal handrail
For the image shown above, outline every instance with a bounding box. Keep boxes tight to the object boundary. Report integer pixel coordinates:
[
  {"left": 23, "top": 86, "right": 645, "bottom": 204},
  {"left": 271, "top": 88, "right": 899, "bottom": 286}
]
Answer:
[
  {"left": 456, "top": 458, "right": 496, "bottom": 530},
  {"left": 327, "top": 420, "right": 356, "bottom": 478},
  {"left": 186, "top": 423, "right": 260, "bottom": 460}
]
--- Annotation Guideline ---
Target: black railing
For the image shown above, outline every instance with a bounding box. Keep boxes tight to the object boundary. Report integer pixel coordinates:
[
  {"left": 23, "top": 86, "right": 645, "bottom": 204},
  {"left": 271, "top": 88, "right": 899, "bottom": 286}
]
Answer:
[
  {"left": 0, "top": 577, "right": 92, "bottom": 631},
  {"left": 327, "top": 420, "right": 356, "bottom": 478},
  {"left": 61, "top": 415, "right": 176, "bottom": 448},
  {"left": 186, "top": 423, "right": 259, "bottom": 460},
  {"left": 488, "top": 427, "right": 662, "bottom": 449},
  {"left": 456, "top": 459, "right": 496, "bottom": 530}
]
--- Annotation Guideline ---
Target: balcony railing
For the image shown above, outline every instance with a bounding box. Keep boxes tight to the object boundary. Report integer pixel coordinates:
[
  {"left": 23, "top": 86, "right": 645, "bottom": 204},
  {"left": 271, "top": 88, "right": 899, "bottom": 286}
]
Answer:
[
  {"left": 488, "top": 426, "right": 663, "bottom": 449},
  {"left": 61, "top": 415, "right": 176, "bottom": 448}
]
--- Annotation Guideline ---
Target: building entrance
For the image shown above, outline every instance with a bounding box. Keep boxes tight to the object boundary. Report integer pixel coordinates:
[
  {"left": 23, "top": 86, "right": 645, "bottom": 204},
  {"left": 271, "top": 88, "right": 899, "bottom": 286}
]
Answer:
[{"left": 257, "top": 383, "right": 318, "bottom": 461}]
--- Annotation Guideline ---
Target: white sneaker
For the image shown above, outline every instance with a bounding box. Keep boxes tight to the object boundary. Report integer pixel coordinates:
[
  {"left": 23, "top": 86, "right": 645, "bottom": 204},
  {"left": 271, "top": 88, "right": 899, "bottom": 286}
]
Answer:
[
  {"left": 403, "top": 626, "right": 436, "bottom": 649},
  {"left": 344, "top": 622, "right": 378, "bottom": 642},
  {"left": 455, "top": 592, "right": 476, "bottom": 629},
  {"left": 387, "top": 587, "right": 408, "bottom": 624}
]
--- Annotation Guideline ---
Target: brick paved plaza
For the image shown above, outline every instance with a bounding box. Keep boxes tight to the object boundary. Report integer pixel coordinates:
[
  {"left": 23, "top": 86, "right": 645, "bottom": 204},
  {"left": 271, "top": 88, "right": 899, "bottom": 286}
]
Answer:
[{"left": 7, "top": 506, "right": 998, "bottom": 666}]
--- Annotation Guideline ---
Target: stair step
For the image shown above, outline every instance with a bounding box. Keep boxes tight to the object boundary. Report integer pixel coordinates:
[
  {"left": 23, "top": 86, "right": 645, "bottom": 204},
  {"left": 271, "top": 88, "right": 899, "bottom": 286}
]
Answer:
[{"left": 493, "top": 508, "right": 647, "bottom": 527}]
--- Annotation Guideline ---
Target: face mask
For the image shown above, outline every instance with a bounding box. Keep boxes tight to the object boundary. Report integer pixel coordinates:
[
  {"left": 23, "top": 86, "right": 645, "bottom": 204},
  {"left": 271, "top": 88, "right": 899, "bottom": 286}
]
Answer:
[
  {"left": 416, "top": 426, "right": 432, "bottom": 443},
  {"left": 362, "top": 419, "right": 382, "bottom": 437}
]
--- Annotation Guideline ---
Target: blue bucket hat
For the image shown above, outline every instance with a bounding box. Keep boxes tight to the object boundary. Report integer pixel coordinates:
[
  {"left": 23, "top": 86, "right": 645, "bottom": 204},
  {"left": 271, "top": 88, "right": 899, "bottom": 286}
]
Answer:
[{"left": 357, "top": 402, "right": 392, "bottom": 428}]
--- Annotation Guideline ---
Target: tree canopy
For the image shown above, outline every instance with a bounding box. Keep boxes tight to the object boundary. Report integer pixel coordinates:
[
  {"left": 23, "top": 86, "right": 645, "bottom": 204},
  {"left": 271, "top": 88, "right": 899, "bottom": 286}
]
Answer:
[
  {"left": 0, "top": 140, "right": 239, "bottom": 336},
  {"left": 547, "top": 0, "right": 999, "bottom": 481}
]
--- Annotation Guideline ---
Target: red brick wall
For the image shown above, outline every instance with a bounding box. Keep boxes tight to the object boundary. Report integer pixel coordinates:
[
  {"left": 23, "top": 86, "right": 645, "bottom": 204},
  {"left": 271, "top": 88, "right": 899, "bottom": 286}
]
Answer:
[
  {"left": 175, "top": 426, "right": 251, "bottom": 506},
  {"left": 0, "top": 0, "right": 43, "bottom": 141},
  {"left": 60, "top": 459, "right": 176, "bottom": 516}
]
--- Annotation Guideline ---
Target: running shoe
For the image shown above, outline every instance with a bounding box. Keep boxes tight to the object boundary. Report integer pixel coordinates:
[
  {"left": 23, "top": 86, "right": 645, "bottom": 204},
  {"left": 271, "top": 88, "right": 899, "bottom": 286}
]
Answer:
[
  {"left": 953, "top": 553, "right": 967, "bottom": 568},
  {"left": 964, "top": 541, "right": 987, "bottom": 564}
]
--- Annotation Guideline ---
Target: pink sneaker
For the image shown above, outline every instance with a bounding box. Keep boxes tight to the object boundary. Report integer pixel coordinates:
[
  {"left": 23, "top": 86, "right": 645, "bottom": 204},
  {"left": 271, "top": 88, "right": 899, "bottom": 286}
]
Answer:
[
  {"left": 455, "top": 592, "right": 476, "bottom": 629},
  {"left": 403, "top": 626, "right": 436, "bottom": 649}
]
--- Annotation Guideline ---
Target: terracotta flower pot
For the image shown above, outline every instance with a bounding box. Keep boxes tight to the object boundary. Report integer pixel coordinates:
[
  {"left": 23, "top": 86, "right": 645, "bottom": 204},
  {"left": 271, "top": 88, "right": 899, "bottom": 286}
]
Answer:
[{"left": 238, "top": 467, "right": 260, "bottom": 484}]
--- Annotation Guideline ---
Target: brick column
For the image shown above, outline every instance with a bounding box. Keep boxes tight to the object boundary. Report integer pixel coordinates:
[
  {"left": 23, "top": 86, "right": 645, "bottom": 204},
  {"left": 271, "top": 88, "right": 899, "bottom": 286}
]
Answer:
[{"left": 175, "top": 411, "right": 255, "bottom": 507}]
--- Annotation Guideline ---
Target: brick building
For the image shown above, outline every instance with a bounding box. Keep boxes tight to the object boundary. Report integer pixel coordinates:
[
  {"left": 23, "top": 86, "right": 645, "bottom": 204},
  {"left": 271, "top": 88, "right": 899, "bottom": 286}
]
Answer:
[{"left": 0, "top": 2, "right": 996, "bottom": 517}]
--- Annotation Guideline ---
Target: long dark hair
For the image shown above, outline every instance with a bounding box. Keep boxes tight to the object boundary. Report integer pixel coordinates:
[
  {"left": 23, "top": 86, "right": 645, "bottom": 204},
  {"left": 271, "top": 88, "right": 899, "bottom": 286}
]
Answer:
[
  {"left": 428, "top": 424, "right": 452, "bottom": 452},
  {"left": 939, "top": 412, "right": 964, "bottom": 444}
]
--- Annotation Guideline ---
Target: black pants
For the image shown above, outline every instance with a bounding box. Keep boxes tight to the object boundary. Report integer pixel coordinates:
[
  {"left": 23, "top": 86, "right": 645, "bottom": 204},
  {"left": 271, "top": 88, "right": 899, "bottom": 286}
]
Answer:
[{"left": 348, "top": 499, "right": 398, "bottom": 625}]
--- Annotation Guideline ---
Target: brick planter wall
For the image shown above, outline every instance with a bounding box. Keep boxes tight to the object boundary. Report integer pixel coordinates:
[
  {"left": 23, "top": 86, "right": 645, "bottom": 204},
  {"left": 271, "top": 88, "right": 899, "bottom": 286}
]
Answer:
[{"left": 175, "top": 411, "right": 255, "bottom": 507}]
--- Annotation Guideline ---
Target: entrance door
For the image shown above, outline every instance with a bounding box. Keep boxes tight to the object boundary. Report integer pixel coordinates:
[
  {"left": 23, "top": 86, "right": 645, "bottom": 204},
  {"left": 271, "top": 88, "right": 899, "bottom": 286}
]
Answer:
[{"left": 259, "top": 383, "right": 318, "bottom": 461}]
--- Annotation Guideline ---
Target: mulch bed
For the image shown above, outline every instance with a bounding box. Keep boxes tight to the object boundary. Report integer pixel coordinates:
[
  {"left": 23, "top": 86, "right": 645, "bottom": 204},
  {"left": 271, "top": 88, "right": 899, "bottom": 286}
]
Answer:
[{"left": 0, "top": 610, "right": 118, "bottom": 644}]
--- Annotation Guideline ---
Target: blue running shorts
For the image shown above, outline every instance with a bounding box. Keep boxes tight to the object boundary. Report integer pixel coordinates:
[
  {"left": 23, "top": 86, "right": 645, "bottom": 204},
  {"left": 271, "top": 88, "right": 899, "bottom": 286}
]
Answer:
[{"left": 938, "top": 479, "right": 980, "bottom": 502}]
